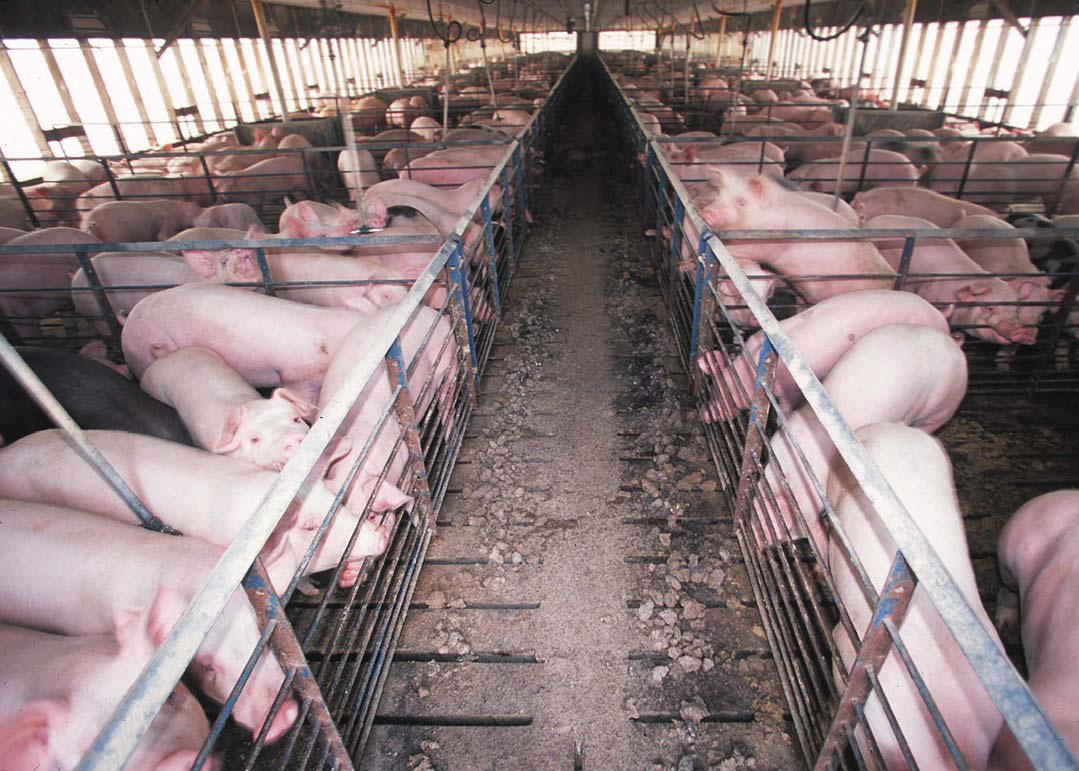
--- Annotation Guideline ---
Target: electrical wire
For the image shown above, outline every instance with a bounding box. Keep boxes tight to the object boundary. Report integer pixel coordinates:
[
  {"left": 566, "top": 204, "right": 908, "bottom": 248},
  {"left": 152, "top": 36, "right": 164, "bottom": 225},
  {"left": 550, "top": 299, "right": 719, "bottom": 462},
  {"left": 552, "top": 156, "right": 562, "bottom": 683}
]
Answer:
[{"left": 803, "top": 0, "right": 867, "bottom": 41}]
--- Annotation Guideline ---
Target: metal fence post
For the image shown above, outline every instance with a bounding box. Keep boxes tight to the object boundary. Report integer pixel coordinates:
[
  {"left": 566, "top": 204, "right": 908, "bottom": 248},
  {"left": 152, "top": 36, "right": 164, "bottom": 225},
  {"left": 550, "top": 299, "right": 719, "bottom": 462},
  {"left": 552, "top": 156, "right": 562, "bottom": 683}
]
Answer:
[
  {"left": 689, "top": 230, "right": 716, "bottom": 392},
  {"left": 499, "top": 164, "right": 517, "bottom": 261},
  {"left": 811, "top": 554, "right": 918, "bottom": 770},
  {"left": 384, "top": 338, "right": 436, "bottom": 531},
  {"left": 445, "top": 238, "right": 479, "bottom": 394},
  {"left": 74, "top": 248, "right": 124, "bottom": 351},
  {"left": 512, "top": 143, "right": 527, "bottom": 244},
  {"left": 480, "top": 196, "right": 503, "bottom": 315},
  {"left": 198, "top": 154, "right": 218, "bottom": 205},
  {"left": 253, "top": 247, "right": 276, "bottom": 296},
  {"left": 731, "top": 339, "right": 778, "bottom": 528},
  {"left": 242, "top": 560, "right": 354, "bottom": 770}
]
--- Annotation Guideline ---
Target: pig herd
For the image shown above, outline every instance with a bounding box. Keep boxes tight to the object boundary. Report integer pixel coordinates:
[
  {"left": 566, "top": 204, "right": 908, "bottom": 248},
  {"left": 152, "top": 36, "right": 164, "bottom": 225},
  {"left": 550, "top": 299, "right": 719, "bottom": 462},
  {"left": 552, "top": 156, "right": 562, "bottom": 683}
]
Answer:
[
  {"left": 0, "top": 61, "right": 557, "bottom": 769},
  {"left": 621, "top": 64, "right": 1079, "bottom": 768}
]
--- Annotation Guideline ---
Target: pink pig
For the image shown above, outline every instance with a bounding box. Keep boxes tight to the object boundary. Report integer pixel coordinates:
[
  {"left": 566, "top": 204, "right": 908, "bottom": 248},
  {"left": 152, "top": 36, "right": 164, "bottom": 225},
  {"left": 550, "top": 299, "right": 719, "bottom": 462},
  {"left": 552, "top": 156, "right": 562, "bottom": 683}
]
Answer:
[
  {"left": 852, "top": 186, "right": 1001, "bottom": 226},
  {"left": 827, "top": 423, "right": 1004, "bottom": 770},
  {"left": 0, "top": 429, "right": 392, "bottom": 592},
  {"left": 991, "top": 490, "right": 1079, "bottom": 769},
  {"left": 80, "top": 199, "right": 203, "bottom": 243},
  {"left": 698, "top": 289, "right": 950, "bottom": 420},
  {"left": 141, "top": 347, "right": 314, "bottom": 471},
  {"left": 0, "top": 499, "right": 296, "bottom": 743},
  {"left": 760, "top": 324, "right": 967, "bottom": 557},
  {"left": 0, "top": 616, "right": 213, "bottom": 771}
]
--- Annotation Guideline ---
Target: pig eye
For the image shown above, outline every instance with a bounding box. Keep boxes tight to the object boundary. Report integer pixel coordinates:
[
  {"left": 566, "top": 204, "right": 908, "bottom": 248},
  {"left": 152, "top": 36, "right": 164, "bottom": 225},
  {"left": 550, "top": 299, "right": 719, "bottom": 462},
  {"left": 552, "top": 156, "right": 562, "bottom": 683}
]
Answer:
[
  {"left": 250, "top": 436, "right": 261, "bottom": 444},
  {"left": 294, "top": 417, "right": 303, "bottom": 424}
]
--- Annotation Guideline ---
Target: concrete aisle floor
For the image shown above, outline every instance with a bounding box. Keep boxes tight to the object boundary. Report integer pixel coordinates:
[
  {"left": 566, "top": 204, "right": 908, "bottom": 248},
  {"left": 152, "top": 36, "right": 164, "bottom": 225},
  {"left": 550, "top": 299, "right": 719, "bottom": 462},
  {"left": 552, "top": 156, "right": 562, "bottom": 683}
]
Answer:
[{"left": 365, "top": 67, "right": 797, "bottom": 771}]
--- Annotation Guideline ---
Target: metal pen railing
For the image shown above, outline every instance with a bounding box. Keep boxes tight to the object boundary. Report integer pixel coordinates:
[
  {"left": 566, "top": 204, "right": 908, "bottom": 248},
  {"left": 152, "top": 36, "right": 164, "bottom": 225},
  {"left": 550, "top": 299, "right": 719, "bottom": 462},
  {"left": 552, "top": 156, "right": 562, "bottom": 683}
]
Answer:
[
  {"left": 602, "top": 53, "right": 1079, "bottom": 771},
  {"left": 0, "top": 55, "right": 574, "bottom": 771}
]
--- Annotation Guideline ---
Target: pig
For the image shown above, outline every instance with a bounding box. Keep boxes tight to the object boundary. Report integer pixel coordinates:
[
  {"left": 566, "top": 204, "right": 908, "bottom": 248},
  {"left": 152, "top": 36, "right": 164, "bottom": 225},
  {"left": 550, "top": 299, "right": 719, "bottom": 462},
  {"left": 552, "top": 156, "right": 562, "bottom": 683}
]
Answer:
[
  {"left": 852, "top": 186, "right": 1001, "bottom": 226},
  {"left": 79, "top": 199, "right": 203, "bottom": 243},
  {"left": 75, "top": 175, "right": 213, "bottom": 213},
  {"left": 672, "top": 141, "right": 786, "bottom": 180},
  {"left": 71, "top": 251, "right": 198, "bottom": 333},
  {"left": 0, "top": 199, "right": 32, "bottom": 230},
  {"left": 0, "top": 617, "right": 212, "bottom": 771},
  {"left": 929, "top": 140, "right": 1029, "bottom": 196},
  {"left": 0, "top": 429, "right": 392, "bottom": 591},
  {"left": 193, "top": 202, "right": 265, "bottom": 231},
  {"left": 953, "top": 214, "right": 1062, "bottom": 329},
  {"left": 751, "top": 88, "right": 779, "bottom": 105},
  {"left": 337, "top": 147, "right": 381, "bottom": 202},
  {"left": 866, "top": 214, "right": 1038, "bottom": 345},
  {"left": 788, "top": 148, "right": 922, "bottom": 193},
  {"left": 399, "top": 146, "right": 506, "bottom": 187},
  {"left": 692, "top": 170, "right": 894, "bottom": 302},
  {"left": 1024, "top": 122, "right": 1079, "bottom": 157},
  {"left": 709, "top": 260, "right": 780, "bottom": 329},
  {"left": 362, "top": 178, "right": 490, "bottom": 217},
  {"left": 387, "top": 97, "right": 416, "bottom": 128},
  {"left": 410, "top": 116, "right": 442, "bottom": 142},
  {"left": 827, "top": 422, "right": 1005, "bottom": 770},
  {"left": 216, "top": 156, "right": 311, "bottom": 212},
  {"left": 0, "top": 226, "right": 27, "bottom": 244},
  {"left": 351, "top": 96, "right": 389, "bottom": 133},
  {"left": 278, "top": 199, "right": 362, "bottom": 245},
  {"left": 360, "top": 191, "right": 465, "bottom": 238},
  {"left": 992, "top": 490, "right": 1079, "bottom": 769},
  {"left": 638, "top": 111, "right": 662, "bottom": 136},
  {"left": 958, "top": 153, "right": 1079, "bottom": 211},
  {"left": 698, "top": 290, "right": 950, "bottom": 420},
  {"left": 0, "top": 227, "right": 102, "bottom": 338},
  {"left": 121, "top": 282, "right": 366, "bottom": 401},
  {"left": 0, "top": 499, "right": 296, "bottom": 742},
  {"left": 0, "top": 345, "right": 192, "bottom": 446},
  {"left": 141, "top": 347, "right": 313, "bottom": 470},
  {"left": 760, "top": 324, "right": 967, "bottom": 556},
  {"left": 20, "top": 161, "right": 94, "bottom": 227},
  {"left": 179, "top": 233, "right": 409, "bottom": 314},
  {"left": 314, "top": 304, "right": 458, "bottom": 566},
  {"left": 799, "top": 191, "right": 858, "bottom": 224}
]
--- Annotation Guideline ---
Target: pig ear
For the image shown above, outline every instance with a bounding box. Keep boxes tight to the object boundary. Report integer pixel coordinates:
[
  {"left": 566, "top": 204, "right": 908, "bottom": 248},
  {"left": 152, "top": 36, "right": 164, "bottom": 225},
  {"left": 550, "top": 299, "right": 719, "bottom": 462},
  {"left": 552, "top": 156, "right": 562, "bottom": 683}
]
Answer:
[
  {"left": 294, "top": 201, "right": 320, "bottom": 225},
  {"left": 0, "top": 700, "right": 65, "bottom": 768},
  {"left": 212, "top": 407, "right": 244, "bottom": 454},
  {"left": 271, "top": 387, "right": 317, "bottom": 419},
  {"left": 321, "top": 436, "right": 354, "bottom": 483},
  {"left": 373, "top": 480, "right": 413, "bottom": 512},
  {"left": 184, "top": 249, "right": 220, "bottom": 279},
  {"left": 230, "top": 248, "right": 260, "bottom": 281},
  {"left": 1013, "top": 279, "right": 1037, "bottom": 300},
  {"left": 747, "top": 176, "right": 768, "bottom": 199},
  {"left": 703, "top": 167, "right": 724, "bottom": 189},
  {"left": 956, "top": 283, "right": 991, "bottom": 302}
]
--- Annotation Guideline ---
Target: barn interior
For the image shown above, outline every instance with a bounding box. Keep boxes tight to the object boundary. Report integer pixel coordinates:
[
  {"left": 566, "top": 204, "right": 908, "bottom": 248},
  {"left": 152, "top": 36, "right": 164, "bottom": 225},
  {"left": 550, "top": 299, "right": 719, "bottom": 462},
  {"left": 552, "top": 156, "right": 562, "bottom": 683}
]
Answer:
[{"left": 0, "top": 0, "right": 1077, "bottom": 769}]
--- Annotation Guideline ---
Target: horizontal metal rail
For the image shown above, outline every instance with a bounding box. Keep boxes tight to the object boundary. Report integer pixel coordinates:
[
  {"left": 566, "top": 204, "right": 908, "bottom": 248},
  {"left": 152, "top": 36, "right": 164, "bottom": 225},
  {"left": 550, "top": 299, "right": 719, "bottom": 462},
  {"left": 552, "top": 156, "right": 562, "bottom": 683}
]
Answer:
[{"left": 604, "top": 53, "right": 1079, "bottom": 771}]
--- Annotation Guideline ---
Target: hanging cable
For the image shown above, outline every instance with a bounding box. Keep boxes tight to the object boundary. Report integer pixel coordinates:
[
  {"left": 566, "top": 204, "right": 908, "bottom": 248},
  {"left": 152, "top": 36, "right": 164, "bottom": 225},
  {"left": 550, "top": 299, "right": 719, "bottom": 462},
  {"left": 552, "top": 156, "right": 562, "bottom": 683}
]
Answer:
[
  {"left": 804, "top": 0, "right": 867, "bottom": 41},
  {"left": 425, "top": 0, "right": 461, "bottom": 140},
  {"left": 476, "top": 0, "right": 501, "bottom": 115},
  {"left": 496, "top": 0, "right": 517, "bottom": 43},
  {"left": 687, "top": 0, "right": 706, "bottom": 40}
]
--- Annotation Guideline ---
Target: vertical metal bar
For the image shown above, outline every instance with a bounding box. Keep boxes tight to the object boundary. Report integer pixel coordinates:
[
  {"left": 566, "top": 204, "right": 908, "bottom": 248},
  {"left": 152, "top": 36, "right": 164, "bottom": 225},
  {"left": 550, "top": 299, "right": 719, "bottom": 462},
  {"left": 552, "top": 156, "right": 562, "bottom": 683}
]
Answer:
[
  {"left": 74, "top": 249, "right": 124, "bottom": 350},
  {"left": 479, "top": 196, "right": 503, "bottom": 315},
  {"left": 765, "top": 0, "right": 784, "bottom": 81},
  {"left": 499, "top": 164, "right": 516, "bottom": 258},
  {"left": 955, "top": 140, "right": 978, "bottom": 200},
  {"left": 0, "top": 335, "right": 178, "bottom": 535},
  {"left": 0, "top": 44, "right": 55, "bottom": 157},
  {"left": 830, "top": 29, "right": 870, "bottom": 212},
  {"left": 731, "top": 340, "right": 777, "bottom": 527},
  {"left": 2, "top": 157, "right": 40, "bottom": 228},
  {"left": 388, "top": 5, "right": 407, "bottom": 88},
  {"left": 688, "top": 230, "right": 715, "bottom": 388},
  {"left": 253, "top": 247, "right": 275, "bottom": 297},
  {"left": 242, "top": 560, "right": 354, "bottom": 770},
  {"left": 812, "top": 555, "right": 917, "bottom": 771},
  {"left": 384, "top": 339, "right": 436, "bottom": 530},
  {"left": 198, "top": 154, "right": 218, "bottom": 204},
  {"left": 892, "top": 236, "right": 915, "bottom": 291},
  {"left": 889, "top": 0, "right": 918, "bottom": 110},
  {"left": 446, "top": 239, "right": 478, "bottom": 379}
]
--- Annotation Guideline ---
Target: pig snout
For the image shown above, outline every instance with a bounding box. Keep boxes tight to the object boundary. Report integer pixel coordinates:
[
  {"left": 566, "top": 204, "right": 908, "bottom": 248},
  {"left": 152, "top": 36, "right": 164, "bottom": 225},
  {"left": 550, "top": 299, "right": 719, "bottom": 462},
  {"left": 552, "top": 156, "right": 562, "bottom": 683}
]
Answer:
[
  {"left": 338, "top": 512, "right": 396, "bottom": 587},
  {"left": 259, "top": 699, "right": 300, "bottom": 745}
]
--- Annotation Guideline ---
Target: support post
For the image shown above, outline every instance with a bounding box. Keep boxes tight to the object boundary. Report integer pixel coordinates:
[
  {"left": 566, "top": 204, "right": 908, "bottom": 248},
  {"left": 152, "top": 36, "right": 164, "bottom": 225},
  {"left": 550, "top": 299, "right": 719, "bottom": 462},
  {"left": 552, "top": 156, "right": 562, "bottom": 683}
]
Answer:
[
  {"left": 764, "top": 0, "right": 783, "bottom": 81},
  {"left": 387, "top": 5, "right": 407, "bottom": 88}
]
